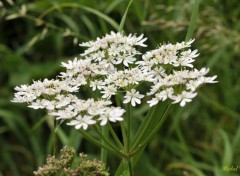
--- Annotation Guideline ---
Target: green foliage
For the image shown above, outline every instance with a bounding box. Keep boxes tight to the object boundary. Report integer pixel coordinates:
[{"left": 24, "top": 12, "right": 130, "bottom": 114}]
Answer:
[{"left": 0, "top": 0, "right": 240, "bottom": 175}]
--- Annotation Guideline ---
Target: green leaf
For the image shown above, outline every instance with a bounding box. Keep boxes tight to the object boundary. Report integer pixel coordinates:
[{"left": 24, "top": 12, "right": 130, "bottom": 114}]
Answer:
[
  {"left": 220, "top": 129, "right": 233, "bottom": 166},
  {"left": 39, "top": 3, "right": 119, "bottom": 30},
  {"left": 119, "top": 0, "right": 134, "bottom": 32},
  {"left": 185, "top": 0, "right": 200, "bottom": 41}
]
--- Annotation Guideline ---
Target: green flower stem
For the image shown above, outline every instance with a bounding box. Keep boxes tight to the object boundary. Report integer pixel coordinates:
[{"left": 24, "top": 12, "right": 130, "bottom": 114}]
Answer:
[
  {"left": 93, "top": 126, "right": 127, "bottom": 159},
  {"left": 128, "top": 159, "right": 134, "bottom": 176},
  {"left": 130, "top": 104, "right": 172, "bottom": 157},
  {"left": 126, "top": 103, "right": 133, "bottom": 176},
  {"left": 101, "top": 126, "right": 108, "bottom": 163},
  {"left": 130, "top": 105, "right": 157, "bottom": 150},
  {"left": 79, "top": 129, "right": 128, "bottom": 159},
  {"left": 114, "top": 148, "right": 145, "bottom": 176},
  {"left": 53, "top": 119, "right": 57, "bottom": 155},
  {"left": 120, "top": 121, "right": 127, "bottom": 148},
  {"left": 126, "top": 103, "right": 131, "bottom": 153},
  {"left": 107, "top": 123, "right": 124, "bottom": 149},
  {"left": 115, "top": 95, "right": 127, "bottom": 149}
]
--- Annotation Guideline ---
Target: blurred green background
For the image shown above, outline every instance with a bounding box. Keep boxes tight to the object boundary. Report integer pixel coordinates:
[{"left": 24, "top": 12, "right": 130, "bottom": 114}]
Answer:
[{"left": 0, "top": 0, "right": 240, "bottom": 175}]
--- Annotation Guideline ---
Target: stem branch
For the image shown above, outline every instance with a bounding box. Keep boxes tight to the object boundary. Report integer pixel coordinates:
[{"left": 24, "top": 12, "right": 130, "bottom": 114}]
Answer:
[{"left": 130, "top": 104, "right": 172, "bottom": 156}]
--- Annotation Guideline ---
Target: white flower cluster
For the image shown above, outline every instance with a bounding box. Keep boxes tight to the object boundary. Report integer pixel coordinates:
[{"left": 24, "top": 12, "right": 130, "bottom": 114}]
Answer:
[
  {"left": 12, "top": 32, "right": 217, "bottom": 130},
  {"left": 137, "top": 40, "right": 218, "bottom": 107}
]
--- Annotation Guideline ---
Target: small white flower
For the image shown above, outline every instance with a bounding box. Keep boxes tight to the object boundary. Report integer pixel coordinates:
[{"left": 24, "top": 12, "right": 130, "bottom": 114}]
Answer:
[
  {"left": 193, "top": 67, "right": 209, "bottom": 77},
  {"left": 147, "top": 97, "right": 159, "bottom": 107},
  {"left": 180, "top": 49, "right": 199, "bottom": 60},
  {"left": 61, "top": 57, "right": 78, "bottom": 70},
  {"left": 98, "top": 107, "right": 125, "bottom": 126},
  {"left": 147, "top": 83, "right": 161, "bottom": 95},
  {"left": 50, "top": 105, "right": 77, "bottom": 120},
  {"left": 171, "top": 91, "right": 197, "bottom": 107},
  {"left": 55, "top": 94, "right": 72, "bottom": 108},
  {"left": 87, "top": 100, "right": 108, "bottom": 116},
  {"left": 122, "top": 56, "right": 136, "bottom": 67},
  {"left": 28, "top": 99, "right": 45, "bottom": 109},
  {"left": 201, "top": 75, "right": 218, "bottom": 84},
  {"left": 153, "top": 67, "right": 167, "bottom": 78},
  {"left": 92, "top": 51, "right": 105, "bottom": 61},
  {"left": 41, "top": 99, "right": 55, "bottom": 110},
  {"left": 172, "top": 57, "right": 194, "bottom": 68},
  {"left": 156, "top": 87, "right": 174, "bottom": 101},
  {"left": 134, "top": 33, "right": 148, "bottom": 47},
  {"left": 101, "top": 85, "right": 117, "bottom": 99},
  {"left": 186, "top": 80, "right": 201, "bottom": 91},
  {"left": 90, "top": 80, "right": 105, "bottom": 91},
  {"left": 123, "top": 89, "right": 144, "bottom": 106},
  {"left": 66, "top": 115, "right": 96, "bottom": 130},
  {"left": 12, "top": 92, "right": 36, "bottom": 103}
]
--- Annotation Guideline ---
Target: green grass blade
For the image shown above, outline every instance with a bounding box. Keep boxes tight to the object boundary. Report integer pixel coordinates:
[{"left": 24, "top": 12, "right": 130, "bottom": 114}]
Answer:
[
  {"left": 39, "top": 3, "right": 119, "bottom": 30},
  {"left": 119, "top": 0, "right": 134, "bottom": 32},
  {"left": 185, "top": 0, "right": 200, "bottom": 41},
  {"left": 220, "top": 129, "right": 233, "bottom": 166}
]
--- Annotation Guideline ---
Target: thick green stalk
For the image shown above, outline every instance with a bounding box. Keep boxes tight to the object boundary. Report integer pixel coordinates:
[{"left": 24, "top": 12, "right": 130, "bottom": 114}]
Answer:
[
  {"left": 128, "top": 160, "right": 134, "bottom": 176},
  {"left": 114, "top": 103, "right": 170, "bottom": 176}
]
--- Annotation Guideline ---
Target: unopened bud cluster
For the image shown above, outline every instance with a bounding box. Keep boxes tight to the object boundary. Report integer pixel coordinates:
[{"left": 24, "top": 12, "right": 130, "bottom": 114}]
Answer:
[{"left": 34, "top": 146, "right": 109, "bottom": 176}]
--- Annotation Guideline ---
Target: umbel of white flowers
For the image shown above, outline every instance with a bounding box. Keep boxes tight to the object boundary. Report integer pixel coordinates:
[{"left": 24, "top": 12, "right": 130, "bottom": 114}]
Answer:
[{"left": 12, "top": 32, "right": 217, "bottom": 130}]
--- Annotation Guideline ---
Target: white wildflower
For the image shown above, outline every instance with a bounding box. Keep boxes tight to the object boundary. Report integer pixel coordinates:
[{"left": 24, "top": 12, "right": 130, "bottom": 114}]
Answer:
[
  {"left": 123, "top": 89, "right": 144, "bottom": 106},
  {"left": 156, "top": 87, "right": 175, "bottom": 101},
  {"left": 147, "top": 97, "right": 159, "bottom": 107},
  {"left": 98, "top": 107, "right": 125, "bottom": 126},
  {"left": 28, "top": 99, "right": 45, "bottom": 109},
  {"left": 171, "top": 91, "right": 197, "bottom": 107},
  {"left": 201, "top": 75, "right": 218, "bottom": 84},
  {"left": 12, "top": 33, "right": 218, "bottom": 130},
  {"left": 101, "top": 85, "right": 117, "bottom": 99},
  {"left": 66, "top": 115, "right": 96, "bottom": 130},
  {"left": 90, "top": 80, "right": 105, "bottom": 91},
  {"left": 50, "top": 105, "right": 77, "bottom": 120},
  {"left": 186, "top": 80, "right": 201, "bottom": 91}
]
